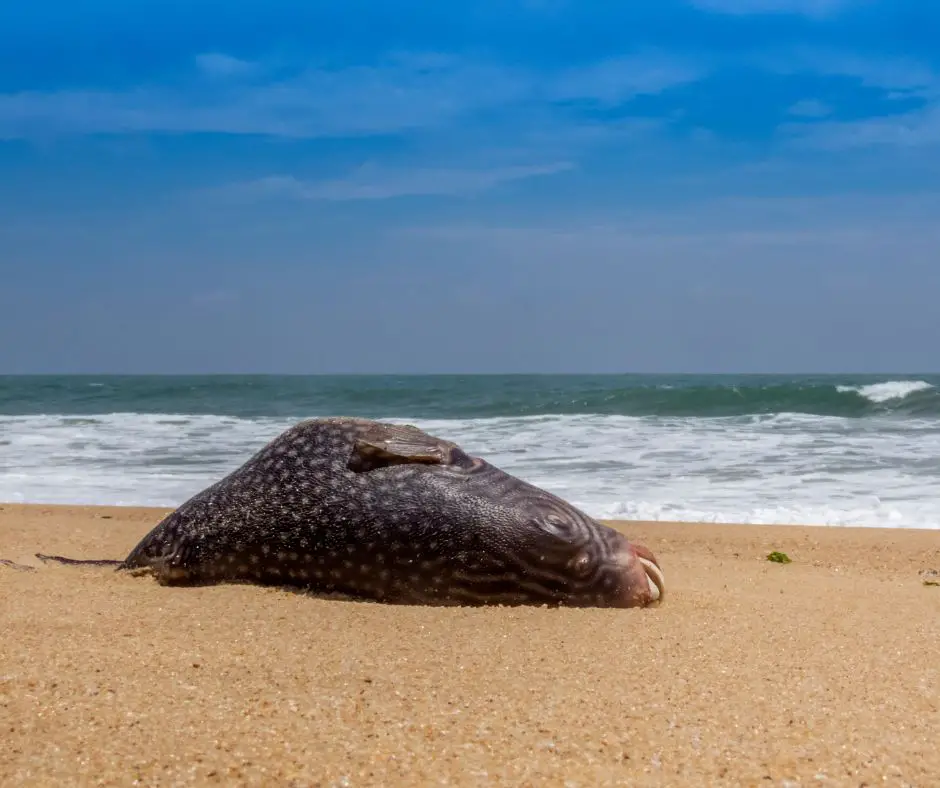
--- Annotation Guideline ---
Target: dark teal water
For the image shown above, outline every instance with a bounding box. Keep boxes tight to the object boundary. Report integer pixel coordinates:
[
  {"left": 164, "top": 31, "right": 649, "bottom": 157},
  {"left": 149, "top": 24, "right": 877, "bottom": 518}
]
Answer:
[{"left": 1, "top": 374, "right": 939, "bottom": 419}]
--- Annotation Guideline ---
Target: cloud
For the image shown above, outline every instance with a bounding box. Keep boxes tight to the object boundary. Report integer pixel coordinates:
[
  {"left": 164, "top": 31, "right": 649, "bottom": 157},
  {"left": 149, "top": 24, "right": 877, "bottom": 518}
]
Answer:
[
  {"left": 785, "top": 104, "right": 940, "bottom": 149},
  {"left": 549, "top": 53, "right": 703, "bottom": 106},
  {"left": 689, "top": 0, "right": 854, "bottom": 18},
  {"left": 762, "top": 50, "right": 939, "bottom": 97},
  {"left": 0, "top": 63, "right": 518, "bottom": 139},
  {"left": 215, "top": 162, "right": 575, "bottom": 202},
  {"left": 194, "top": 53, "right": 258, "bottom": 79},
  {"left": 766, "top": 50, "right": 940, "bottom": 149},
  {"left": 787, "top": 98, "right": 832, "bottom": 118},
  {"left": 0, "top": 52, "right": 700, "bottom": 140}
]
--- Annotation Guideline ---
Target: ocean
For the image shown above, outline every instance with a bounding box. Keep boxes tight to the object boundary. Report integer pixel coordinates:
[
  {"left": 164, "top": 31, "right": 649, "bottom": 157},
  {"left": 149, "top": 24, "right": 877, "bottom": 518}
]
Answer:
[{"left": 1, "top": 374, "right": 939, "bottom": 529}]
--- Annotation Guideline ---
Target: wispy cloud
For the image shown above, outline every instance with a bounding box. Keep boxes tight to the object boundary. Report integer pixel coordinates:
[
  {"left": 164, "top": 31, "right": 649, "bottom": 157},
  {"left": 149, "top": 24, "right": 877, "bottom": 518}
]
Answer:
[
  {"left": 215, "top": 162, "right": 575, "bottom": 202},
  {"left": 690, "top": 0, "right": 854, "bottom": 18},
  {"left": 549, "top": 53, "right": 703, "bottom": 106},
  {"left": 774, "top": 51, "right": 939, "bottom": 97},
  {"left": 0, "top": 61, "right": 519, "bottom": 139},
  {"left": 770, "top": 50, "right": 940, "bottom": 149},
  {"left": 785, "top": 105, "right": 940, "bottom": 149},
  {"left": 194, "top": 53, "right": 259, "bottom": 79},
  {"left": 0, "top": 51, "right": 700, "bottom": 140},
  {"left": 787, "top": 98, "right": 832, "bottom": 118}
]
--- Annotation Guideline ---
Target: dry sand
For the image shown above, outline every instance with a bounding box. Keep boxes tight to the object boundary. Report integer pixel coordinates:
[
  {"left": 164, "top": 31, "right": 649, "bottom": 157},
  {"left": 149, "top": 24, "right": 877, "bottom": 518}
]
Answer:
[{"left": 1, "top": 503, "right": 938, "bottom": 787}]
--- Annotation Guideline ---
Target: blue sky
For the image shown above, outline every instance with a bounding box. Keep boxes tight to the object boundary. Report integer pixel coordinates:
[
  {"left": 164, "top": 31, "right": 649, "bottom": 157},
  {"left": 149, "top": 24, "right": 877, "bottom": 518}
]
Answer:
[{"left": 1, "top": 0, "right": 938, "bottom": 373}]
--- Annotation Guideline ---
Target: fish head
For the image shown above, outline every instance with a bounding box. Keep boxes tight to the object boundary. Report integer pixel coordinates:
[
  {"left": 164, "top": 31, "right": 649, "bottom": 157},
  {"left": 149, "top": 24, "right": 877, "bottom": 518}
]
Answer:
[{"left": 515, "top": 496, "right": 665, "bottom": 608}]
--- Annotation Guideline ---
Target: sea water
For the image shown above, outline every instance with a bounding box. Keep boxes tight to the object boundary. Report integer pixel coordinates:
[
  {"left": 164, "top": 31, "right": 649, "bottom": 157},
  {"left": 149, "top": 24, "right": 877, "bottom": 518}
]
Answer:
[{"left": 1, "top": 374, "right": 939, "bottom": 529}]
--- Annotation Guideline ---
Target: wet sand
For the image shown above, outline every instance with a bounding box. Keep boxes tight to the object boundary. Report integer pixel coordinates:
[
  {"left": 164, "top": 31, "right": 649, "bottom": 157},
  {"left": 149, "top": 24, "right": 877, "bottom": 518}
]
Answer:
[{"left": 1, "top": 503, "right": 938, "bottom": 786}]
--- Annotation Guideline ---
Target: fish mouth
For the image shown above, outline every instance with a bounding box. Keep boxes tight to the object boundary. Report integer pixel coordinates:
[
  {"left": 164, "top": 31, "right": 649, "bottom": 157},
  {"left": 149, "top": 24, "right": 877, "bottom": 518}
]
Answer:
[
  {"left": 613, "top": 541, "right": 665, "bottom": 608},
  {"left": 639, "top": 555, "right": 665, "bottom": 603}
]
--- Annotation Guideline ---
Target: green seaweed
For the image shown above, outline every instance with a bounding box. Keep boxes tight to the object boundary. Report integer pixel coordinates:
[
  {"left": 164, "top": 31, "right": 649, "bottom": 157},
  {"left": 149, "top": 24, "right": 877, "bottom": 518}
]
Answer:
[{"left": 766, "top": 551, "right": 792, "bottom": 564}]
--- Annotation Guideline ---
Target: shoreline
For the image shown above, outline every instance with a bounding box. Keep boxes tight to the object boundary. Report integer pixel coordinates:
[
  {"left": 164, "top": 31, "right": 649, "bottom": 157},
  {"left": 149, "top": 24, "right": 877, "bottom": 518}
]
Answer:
[{"left": 2, "top": 503, "right": 938, "bottom": 785}]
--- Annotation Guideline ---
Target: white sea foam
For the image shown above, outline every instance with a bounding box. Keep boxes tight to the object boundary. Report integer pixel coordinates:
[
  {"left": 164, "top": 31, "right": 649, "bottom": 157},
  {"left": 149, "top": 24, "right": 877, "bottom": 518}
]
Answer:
[
  {"left": 1, "top": 411, "right": 939, "bottom": 529},
  {"left": 836, "top": 379, "right": 934, "bottom": 403}
]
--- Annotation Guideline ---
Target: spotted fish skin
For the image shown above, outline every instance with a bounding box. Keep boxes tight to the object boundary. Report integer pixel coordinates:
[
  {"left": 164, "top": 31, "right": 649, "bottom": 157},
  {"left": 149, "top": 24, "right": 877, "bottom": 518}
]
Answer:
[{"left": 117, "top": 417, "right": 664, "bottom": 608}]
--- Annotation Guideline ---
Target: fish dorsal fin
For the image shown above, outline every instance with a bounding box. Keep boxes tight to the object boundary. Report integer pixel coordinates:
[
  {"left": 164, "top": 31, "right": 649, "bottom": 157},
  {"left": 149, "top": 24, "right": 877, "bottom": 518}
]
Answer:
[{"left": 350, "top": 423, "right": 473, "bottom": 471}]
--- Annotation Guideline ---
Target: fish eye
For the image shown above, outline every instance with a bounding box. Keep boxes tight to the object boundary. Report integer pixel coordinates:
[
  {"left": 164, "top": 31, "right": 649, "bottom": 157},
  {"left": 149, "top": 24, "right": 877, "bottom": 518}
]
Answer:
[{"left": 542, "top": 512, "right": 575, "bottom": 537}]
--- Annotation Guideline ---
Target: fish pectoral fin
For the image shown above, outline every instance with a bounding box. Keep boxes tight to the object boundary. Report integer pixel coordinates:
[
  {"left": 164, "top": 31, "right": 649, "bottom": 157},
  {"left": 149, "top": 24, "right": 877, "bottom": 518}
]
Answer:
[
  {"left": 35, "top": 553, "right": 124, "bottom": 567},
  {"left": 351, "top": 423, "right": 471, "bottom": 471}
]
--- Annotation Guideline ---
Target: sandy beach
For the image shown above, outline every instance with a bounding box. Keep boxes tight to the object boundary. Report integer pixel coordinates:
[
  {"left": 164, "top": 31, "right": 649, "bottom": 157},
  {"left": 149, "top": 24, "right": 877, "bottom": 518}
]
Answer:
[{"left": 1, "top": 503, "right": 937, "bottom": 786}]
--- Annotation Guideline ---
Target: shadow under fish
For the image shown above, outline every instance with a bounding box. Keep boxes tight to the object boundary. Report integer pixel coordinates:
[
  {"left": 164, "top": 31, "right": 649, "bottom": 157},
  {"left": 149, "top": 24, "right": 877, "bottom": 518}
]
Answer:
[{"left": 17, "top": 418, "right": 665, "bottom": 609}]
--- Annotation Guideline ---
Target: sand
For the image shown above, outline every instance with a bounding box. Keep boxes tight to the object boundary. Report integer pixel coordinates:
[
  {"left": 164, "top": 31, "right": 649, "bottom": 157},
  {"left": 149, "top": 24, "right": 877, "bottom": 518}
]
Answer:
[{"left": 1, "top": 503, "right": 938, "bottom": 787}]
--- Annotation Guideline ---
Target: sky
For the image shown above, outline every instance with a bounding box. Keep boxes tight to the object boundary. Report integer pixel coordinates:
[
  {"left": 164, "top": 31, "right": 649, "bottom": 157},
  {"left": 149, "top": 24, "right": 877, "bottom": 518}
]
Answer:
[{"left": 1, "top": 0, "right": 938, "bottom": 374}]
